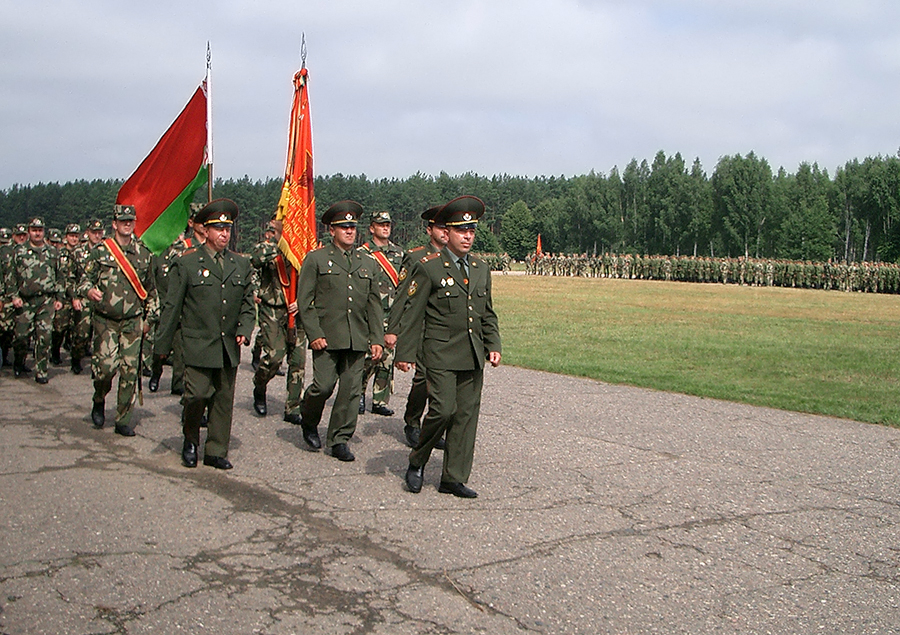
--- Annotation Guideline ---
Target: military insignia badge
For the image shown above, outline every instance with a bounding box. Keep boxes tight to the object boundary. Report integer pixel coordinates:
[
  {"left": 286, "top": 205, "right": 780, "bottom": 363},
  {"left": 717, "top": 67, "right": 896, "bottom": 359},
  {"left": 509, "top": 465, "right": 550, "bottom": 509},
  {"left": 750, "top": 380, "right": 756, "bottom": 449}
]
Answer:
[
  {"left": 398, "top": 267, "right": 407, "bottom": 281},
  {"left": 407, "top": 280, "right": 418, "bottom": 296},
  {"left": 463, "top": 213, "right": 472, "bottom": 221},
  {"left": 440, "top": 278, "right": 446, "bottom": 287},
  {"left": 201, "top": 268, "right": 209, "bottom": 278},
  {"left": 446, "top": 277, "right": 454, "bottom": 286}
]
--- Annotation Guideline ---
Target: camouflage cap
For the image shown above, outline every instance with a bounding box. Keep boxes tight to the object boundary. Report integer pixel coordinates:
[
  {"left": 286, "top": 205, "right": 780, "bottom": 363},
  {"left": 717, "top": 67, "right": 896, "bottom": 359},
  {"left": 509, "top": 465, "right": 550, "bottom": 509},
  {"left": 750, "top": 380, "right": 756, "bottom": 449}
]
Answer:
[
  {"left": 370, "top": 210, "right": 392, "bottom": 224},
  {"left": 14, "top": 223, "right": 27, "bottom": 235},
  {"left": 65, "top": 223, "right": 81, "bottom": 235},
  {"left": 48, "top": 228, "right": 62, "bottom": 242},
  {"left": 321, "top": 200, "right": 363, "bottom": 226},
  {"left": 28, "top": 217, "right": 45, "bottom": 229},
  {"left": 0, "top": 228, "right": 11, "bottom": 241},
  {"left": 113, "top": 205, "right": 137, "bottom": 221},
  {"left": 88, "top": 219, "right": 104, "bottom": 232},
  {"left": 189, "top": 202, "right": 205, "bottom": 221}
]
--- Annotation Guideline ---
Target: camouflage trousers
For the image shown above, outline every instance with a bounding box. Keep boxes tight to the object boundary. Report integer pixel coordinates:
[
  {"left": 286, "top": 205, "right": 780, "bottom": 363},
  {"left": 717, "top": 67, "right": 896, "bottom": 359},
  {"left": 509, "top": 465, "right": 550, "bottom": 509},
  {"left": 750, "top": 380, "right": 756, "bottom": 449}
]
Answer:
[
  {"left": 252, "top": 304, "right": 306, "bottom": 417},
  {"left": 13, "top": 295, "right": 56, "bottom": 379},
  {"left": 362, "top": 340, "right": 395, "bottom": 406},
  {"left": 91, "top": 314, "right": 143, "bottom": 428},
  {"left": 71, "top": 304, "right": 92, "bottom": 360}
]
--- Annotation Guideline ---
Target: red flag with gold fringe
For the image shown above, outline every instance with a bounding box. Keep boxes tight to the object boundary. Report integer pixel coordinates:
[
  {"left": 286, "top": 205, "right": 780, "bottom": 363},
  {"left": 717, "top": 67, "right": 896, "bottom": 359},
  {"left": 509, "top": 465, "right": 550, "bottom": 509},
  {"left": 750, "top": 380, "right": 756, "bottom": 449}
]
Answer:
[{"left": 276, "top": 67, "right": 317, "bottom": 270}]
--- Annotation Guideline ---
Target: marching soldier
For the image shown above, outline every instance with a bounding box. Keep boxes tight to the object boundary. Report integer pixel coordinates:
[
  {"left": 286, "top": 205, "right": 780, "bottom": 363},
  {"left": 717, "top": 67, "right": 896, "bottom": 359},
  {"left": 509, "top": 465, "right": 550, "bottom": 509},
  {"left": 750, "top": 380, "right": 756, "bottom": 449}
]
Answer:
[
  {"left": 385, "top": 205, "right": 447, "bottom": 448},
  {"left": 0, "top": 225, "right": 26, "bottom": 367},
  {"left": 7, "top": 218, "right": 64, "bottom": 383},
  {"left": 50, "top": 223, "right": 82, "bottom": 367},
  {"left": 358, "top": 210, "right": 409, "bottom": 417},
  {"left": 250, "top": 218, "right": 306, "bottom": 424},
  {"left": 295, "top": 201, "right": 384, "bottom": 462},
  {"left": 157, "top": 199, "right": 256, "bottom": 470},
  {"left": 79, "top": 206, "right": 158, "bottom": 436},
  {"left": 396, "top": 196, "right": 502, "bottom": 498}
]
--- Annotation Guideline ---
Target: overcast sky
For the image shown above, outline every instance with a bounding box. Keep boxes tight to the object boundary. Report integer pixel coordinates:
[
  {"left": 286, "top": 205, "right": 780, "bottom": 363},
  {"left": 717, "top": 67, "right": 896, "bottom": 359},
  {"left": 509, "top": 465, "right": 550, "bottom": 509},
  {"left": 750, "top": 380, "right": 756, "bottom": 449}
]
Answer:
[{"left": 2, "top": 0, "right": 899, "bottom": 190}]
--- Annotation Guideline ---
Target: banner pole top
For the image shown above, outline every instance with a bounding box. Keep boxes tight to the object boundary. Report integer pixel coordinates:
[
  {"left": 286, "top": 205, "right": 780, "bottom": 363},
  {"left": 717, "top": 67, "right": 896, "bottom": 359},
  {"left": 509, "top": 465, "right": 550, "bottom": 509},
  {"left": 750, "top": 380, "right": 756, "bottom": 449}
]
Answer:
[{"left": 301, "top": 32, "right": 307, "bottom": 70}]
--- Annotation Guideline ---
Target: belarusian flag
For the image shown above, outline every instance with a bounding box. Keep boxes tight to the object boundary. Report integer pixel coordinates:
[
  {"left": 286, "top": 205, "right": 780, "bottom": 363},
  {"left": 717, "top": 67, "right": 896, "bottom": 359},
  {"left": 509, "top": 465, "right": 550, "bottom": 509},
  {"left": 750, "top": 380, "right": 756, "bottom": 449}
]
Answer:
[
  {"left": 276, "top": 67, "right": 317, "bottom": 270},
  {"left": 117, "top": 83, "right": 209, "bottom": 255}
]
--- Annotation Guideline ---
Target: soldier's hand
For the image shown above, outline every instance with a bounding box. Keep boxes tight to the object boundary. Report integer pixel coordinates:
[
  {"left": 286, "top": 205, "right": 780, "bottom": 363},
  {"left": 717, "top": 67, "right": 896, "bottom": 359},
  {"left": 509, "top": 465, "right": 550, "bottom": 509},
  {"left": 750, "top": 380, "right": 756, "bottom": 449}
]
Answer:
[
  {"left": 394, "top": 361, "right": 413, "bottom": 373},
  {"left": 142, "top": 321, "right": 151, "bottom": 335},
  {"left": 383, "top": 333, "right": 397, "bottom": 349},
  {"left": 370, "top": 344, "right": 383, "bottom": 362},
  {"left": 488, "top": 351, "right": 501, "bottom": 367},
  {"left": 287, "top": 301, "right": 298, "bottom": 315},
  {"left": 236, "top": 335, "right": 248, "bottom": 346},
  {"left": 53, "top": 301, "right": 63, "bottom": 311},
  {"left": 72, "top": 299, "right": 83, "bottom": 311},
  {"left": 12, "top": 297, "right": 23, "bottom": 309},
  {"left": 87, "top": 288, "right": 102, "bottom": 302},
  {"left": 310, "top": 337, "right": 327, "bottom": 351}
]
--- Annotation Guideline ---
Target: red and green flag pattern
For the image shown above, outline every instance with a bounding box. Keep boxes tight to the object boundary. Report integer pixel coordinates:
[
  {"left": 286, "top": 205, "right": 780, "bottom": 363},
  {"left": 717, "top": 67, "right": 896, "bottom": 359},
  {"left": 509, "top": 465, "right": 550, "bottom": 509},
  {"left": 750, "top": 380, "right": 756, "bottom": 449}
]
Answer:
[{"left": 117, "top": 83, "right": 209, "bottom": 255}]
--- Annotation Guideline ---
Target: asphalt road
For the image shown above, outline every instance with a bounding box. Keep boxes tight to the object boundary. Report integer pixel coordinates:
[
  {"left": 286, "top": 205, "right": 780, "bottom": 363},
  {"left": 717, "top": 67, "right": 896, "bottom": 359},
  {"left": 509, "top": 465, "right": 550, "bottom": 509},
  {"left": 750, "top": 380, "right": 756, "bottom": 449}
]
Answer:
[{"left": 1, "top": 346, "right": 898, "bottom": 634}]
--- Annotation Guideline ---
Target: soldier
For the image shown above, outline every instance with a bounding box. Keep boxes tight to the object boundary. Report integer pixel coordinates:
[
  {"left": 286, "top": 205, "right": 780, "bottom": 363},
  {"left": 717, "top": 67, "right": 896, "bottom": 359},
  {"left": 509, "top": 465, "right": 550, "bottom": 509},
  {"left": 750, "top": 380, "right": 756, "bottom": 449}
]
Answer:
[
  {"left": 7, "top": 217, "right": 64, "bottom": 383},
  {"left": 385, "top": 205, "right": 447, "bottom": 448},
  {"left": 358, "top": 210, "right": 409, "bottom": 417},
  {"left": 50, "top": 224, "right": 82, "bottom": 367},
  {"left": 79, "top": 206, "right": 157, "bottom": 436},
  {"left": 396, "top": 196, "right": 502, "bottom": 498},
  {"left": 294, "top": 201, "right": 384, "bottom": 462},
  {"left": 157, "top": 199, "right": 256, "bottom": 470},
  {"left": 250, "top": 221, "right": 277, "bottom": 372},
  {"left": 0, "top": 225, "right": 26, "bottom": 367},
  {"left": 250, "top": 218, "right": 306, "bottom": 425}
]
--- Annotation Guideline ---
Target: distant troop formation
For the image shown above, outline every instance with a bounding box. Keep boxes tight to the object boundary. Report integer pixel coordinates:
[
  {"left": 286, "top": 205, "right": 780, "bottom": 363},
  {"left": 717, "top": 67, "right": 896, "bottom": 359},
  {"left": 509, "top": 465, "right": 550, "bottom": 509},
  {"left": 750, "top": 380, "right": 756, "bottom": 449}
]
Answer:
[
  {"left": 0, "top": 195, "right": 502, "bottom": 498},
  {"left": 525, "top": 252, "right": 900, "bottom": 293}
]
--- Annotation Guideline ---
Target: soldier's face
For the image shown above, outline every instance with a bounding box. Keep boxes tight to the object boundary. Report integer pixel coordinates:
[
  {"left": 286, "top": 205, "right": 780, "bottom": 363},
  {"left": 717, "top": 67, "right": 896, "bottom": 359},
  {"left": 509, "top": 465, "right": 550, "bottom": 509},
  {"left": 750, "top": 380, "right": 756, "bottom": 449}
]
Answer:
[
  {"left": 28, "top": 227, "right": 44, "bottom": 247},
  {"left": 65, "top": 233, "right": 79, "bottom": 247},
  {"left": 446, "top": 227, "right": 475, "bottom": 258},
  {"left": 427, "top": 225, "right": 448, "bottom": 247},
  {"left": 330, "top": 224, "right": 357, "bottom": 251},
  {"left": 112, "top": 220, "right": 134, "bottom": 240},
  {"left": 206, "top": 225, "right": 231, "bottom": 252},
  {"left": 13, "top": 233, "right": 26, "bottom": 244},
  {"left": 88, "top": 230, "right": 103, "bottom": 245},
  {"left": 370, "top": 222, "right": 391, "bottom": 241}
]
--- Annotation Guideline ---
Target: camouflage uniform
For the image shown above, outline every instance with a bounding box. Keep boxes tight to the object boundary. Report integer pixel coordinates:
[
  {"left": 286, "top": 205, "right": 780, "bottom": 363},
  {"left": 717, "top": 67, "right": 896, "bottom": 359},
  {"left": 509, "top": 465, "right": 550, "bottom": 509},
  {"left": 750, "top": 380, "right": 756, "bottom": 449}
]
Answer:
[
  {"left": 51, "top": 224, "right": 83, "bottom": 367},
  {"left": 358, "top": 216, "right": 409, "bottom": 414},
  {"left": 250, "top": 237, "right": 306, "bottom": 421},
  {"left": 71, "top": 219, "right": 107, "bottom": 367},
  {"left": 78, "top": 208, "right": 158, "bottom": 432},
  {"left": 7, "top": 218, "right": 63, "bottom": 382},
  {"left": 0, "top": 226, "right": 23, "bottom": 366}
]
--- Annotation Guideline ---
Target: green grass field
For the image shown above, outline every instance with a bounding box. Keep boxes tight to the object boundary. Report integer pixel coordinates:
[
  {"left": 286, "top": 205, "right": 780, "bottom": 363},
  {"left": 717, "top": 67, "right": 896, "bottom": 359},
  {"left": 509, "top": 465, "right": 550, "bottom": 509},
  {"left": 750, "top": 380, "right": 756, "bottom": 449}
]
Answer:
[{"left": 492, "top": 275, "right": 900, "bottom": 427}]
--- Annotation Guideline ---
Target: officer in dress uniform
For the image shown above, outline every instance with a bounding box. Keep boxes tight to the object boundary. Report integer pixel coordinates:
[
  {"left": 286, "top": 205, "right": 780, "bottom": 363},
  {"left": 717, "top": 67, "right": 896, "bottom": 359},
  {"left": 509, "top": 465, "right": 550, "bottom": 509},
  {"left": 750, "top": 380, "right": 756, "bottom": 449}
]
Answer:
[
  {"left": 295, "top": 201, "right": 384, "bottom": 462},
  {"left": 156, "top": 199, "right": 256, "bottom": 470},
  {"left": 395, "top": 196, "right": 502, "bottom": 498}
]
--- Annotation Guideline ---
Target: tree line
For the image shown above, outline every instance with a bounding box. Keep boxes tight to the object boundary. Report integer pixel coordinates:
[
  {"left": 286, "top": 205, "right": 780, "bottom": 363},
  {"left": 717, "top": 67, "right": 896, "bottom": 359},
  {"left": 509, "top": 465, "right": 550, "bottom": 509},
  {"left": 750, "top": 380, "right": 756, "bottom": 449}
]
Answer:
[{"left": 2, "top": 150, "right": 899, "bottom": 263}]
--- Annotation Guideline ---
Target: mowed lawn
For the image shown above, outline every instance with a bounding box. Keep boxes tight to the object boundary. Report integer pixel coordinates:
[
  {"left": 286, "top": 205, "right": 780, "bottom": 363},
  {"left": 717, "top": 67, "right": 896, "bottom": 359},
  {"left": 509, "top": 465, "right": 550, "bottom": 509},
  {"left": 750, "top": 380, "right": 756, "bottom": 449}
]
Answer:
[{"left": 492, "top": 274, "right": 900, "bottom": 427}]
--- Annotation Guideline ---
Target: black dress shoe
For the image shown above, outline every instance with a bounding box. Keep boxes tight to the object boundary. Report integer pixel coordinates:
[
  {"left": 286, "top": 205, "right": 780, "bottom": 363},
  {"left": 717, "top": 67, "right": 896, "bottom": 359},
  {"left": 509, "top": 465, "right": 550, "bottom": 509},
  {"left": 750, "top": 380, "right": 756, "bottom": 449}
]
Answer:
[
  {"left": 438, "top": 482, "right": 478, "bottom": 498},
  {"left": 203, "top": 455, "right": 233, "bottom": 470},
  {"left": 200, "top": 413, "right": 208, "bottom": 428},
  {"left": 405, "top": 463, "right": 425, "bottom": 493},
  {"left": 331, "top": 443, "right": 355, "bottom": 462},
  {"left": 358, "top": 394, "right": 366, "bottom": 414},
  {"left": 141, "top": 367, "right": 152, "bottom": 378},
  {"left": 284, "top": 413, "right": 302, "bottom": 425},
  {"left": 253, "top": 387, "right": 267, "bottom": 416},
  {"left": 404, "top": 425, "right": 420, "bottom": 448},
  {"left": 35, "top": 376, "right": 49, "bottom": 385},
  {"left": 435, "top": 436, "right": 446, "bottom": 451},
  {"left": 170, "top": 387, "right": 184, "bottom": 396},
  {"left": 148, "top": 374, "right": 160, "bottom": 392},
  {"left": 71, "top": 358, "right": 83, "bottom": 375},
  {"left": 115, "top": 425, "right": 135, "bottom": 437},
  {"left": 371, "top": 404, "right": 394, "bottom": 416},
  {"left": 182, "top": 441, "right": 198, "bottom": 468},
  {"left": 301, "top": 421, "right": 322, "bottom": 450},
  {"left": 91, "top": 401, "right": 105, "bottom": 428}
]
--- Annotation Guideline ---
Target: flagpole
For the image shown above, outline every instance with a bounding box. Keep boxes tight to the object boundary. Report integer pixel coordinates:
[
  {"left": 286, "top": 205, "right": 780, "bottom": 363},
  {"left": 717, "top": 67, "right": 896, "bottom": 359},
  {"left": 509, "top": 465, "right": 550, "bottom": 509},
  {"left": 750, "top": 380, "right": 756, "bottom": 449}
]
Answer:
[{"left": 206, "top": 42, "right": 214, "bottom": 203}]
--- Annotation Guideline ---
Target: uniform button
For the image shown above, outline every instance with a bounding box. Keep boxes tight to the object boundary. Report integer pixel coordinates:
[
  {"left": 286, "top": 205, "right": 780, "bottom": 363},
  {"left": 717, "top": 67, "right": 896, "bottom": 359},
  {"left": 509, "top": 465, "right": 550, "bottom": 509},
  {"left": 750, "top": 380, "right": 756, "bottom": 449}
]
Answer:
[
  {"left": 469, "top": 317, "right": 473, "bottom": 322},
  {"left": 468, "top": 328, "right": 473, "bottom": 333},
  {"left": 349, "top": 297, "right": 353, "bottom": 302},
  {"left": 468, "top": 306, "right": 473, "bottom": 310},
  {"left": 221, "top": 332, "right": 225, "bottom": 336},
  {"left": 348, "top": 309, "right": 352, "bottom": 313},
  {"left": 348, "top": 285, "right": 353, "bottom": 290}
]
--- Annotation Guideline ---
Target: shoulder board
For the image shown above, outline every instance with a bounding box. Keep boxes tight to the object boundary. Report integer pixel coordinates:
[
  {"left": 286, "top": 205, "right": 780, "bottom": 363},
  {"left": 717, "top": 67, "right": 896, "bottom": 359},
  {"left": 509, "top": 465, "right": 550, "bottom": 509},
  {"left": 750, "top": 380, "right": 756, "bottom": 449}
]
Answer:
[
  {"left": 421, "top": 251, "right": 441, "bottom": 263},
  {"left": 182, "top": 247, "right": 198, "bottom": 256},
  {"left": 408, "top": 245, "right": 426, "bottom": 254}
]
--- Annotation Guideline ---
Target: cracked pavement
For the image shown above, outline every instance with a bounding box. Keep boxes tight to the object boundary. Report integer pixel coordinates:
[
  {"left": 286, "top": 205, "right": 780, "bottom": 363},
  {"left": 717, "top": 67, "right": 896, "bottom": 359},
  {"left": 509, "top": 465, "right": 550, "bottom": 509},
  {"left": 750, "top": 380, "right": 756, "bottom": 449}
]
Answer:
[{"left": 0, "top": 353, "right": 898, "bottom": 634}]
